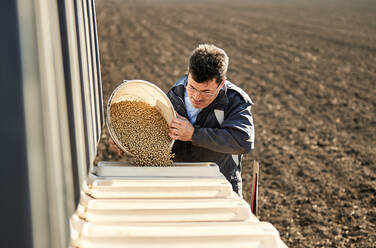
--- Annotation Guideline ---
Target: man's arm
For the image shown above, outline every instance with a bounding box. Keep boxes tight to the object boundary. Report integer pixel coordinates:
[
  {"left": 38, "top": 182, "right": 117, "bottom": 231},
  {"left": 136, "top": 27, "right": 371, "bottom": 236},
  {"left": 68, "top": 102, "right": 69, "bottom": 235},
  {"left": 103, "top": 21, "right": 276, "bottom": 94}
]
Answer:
[
  {"left": 192, "top": 101, "right": 254, "bottom": 154},
  {"left": 169, "top": 100, "right": 254, "bottom": 154}
]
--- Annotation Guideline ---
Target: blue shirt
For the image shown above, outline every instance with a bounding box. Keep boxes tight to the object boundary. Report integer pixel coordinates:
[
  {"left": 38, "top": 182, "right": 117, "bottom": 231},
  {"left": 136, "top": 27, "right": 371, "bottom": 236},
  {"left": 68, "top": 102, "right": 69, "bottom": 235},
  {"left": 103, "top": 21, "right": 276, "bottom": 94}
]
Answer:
[{"left": 184, "top": 88, "right": 201, "bottom": 124}]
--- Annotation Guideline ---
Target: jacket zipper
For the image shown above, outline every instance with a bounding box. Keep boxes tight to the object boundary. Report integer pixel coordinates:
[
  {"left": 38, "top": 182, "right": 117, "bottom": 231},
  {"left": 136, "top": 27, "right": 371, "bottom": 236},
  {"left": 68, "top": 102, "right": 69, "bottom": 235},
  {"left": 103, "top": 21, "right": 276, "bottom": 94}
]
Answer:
[{"left": 177, "top": 95, "right": 188, "bottom": 118}]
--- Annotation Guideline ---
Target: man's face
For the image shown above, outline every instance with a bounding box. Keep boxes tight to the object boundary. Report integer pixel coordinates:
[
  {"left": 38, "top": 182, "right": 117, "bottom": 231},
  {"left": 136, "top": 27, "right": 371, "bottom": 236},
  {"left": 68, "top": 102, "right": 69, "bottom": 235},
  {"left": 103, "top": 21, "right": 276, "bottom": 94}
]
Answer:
[{"left": 186, "top": 74, "right": 224, "bottom": 109}]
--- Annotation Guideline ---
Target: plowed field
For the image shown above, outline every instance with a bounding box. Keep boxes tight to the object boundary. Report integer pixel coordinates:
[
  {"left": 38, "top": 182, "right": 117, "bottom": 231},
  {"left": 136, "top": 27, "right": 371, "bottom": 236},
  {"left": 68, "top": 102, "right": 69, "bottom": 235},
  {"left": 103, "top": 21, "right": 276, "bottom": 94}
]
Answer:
[{"left": 94, "top": 0, "right": 376, "bottom": 247}]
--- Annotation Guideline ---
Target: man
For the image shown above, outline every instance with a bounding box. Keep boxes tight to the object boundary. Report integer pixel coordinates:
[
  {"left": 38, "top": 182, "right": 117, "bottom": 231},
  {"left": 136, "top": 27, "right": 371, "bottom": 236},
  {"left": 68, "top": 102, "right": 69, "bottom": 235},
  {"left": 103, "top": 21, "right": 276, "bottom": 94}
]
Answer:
[{"left": 167, "top": 44, "right": 254, "bottom": 196}]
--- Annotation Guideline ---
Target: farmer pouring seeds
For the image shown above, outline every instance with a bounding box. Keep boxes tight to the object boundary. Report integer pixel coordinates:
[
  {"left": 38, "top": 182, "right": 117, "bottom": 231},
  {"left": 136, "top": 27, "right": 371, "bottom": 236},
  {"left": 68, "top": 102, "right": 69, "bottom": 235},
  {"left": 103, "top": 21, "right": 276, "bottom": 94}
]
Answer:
[{"left": 167, "top": 44, "right": 255, "bottom": 196}]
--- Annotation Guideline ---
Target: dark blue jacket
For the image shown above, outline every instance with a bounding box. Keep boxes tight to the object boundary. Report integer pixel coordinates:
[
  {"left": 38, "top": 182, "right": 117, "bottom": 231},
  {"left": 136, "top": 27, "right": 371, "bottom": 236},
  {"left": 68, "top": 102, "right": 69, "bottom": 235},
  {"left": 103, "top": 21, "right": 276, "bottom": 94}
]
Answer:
[{"left": 167, "top": 75, "right": 254, "bottom": 193}]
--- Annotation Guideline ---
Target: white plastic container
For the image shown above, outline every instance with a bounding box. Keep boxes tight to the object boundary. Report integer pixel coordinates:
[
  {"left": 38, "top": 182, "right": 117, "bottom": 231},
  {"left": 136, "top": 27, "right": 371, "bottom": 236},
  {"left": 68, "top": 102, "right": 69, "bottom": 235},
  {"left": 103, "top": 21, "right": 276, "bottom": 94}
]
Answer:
[
  {"left": 76, "top": 192, "right": 253, "bottom": 222},
  {"left": 94, "top": 161, "right": 223, "bottom": 177},
  {"left": 85, "top": 162, "right": 235, "bottom": 198},
  {"left": 106, "top": 80, "right": 176, "bottom": 156},
  {"left": 83, "top": 177, "right": 235, "bottom": 199},
  {"left": 70, "top": 214, "right": 285, "bottom": 248}
]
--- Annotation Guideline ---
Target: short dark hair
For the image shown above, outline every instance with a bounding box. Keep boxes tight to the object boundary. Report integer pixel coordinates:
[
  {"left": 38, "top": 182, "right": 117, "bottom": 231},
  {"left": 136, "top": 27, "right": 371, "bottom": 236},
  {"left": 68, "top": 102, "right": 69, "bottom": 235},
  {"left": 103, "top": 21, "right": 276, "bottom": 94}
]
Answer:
[{"left": 188, "top": 44, "right": 229, "bottom": 84}]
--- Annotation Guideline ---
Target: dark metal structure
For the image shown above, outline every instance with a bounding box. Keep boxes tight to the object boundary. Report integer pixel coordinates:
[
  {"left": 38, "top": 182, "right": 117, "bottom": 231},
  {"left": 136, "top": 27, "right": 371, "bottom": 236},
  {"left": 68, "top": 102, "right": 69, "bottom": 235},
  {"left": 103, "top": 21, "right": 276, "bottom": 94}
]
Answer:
[{"left": 0, "top": 0, "right": 103, "bottom": 247}]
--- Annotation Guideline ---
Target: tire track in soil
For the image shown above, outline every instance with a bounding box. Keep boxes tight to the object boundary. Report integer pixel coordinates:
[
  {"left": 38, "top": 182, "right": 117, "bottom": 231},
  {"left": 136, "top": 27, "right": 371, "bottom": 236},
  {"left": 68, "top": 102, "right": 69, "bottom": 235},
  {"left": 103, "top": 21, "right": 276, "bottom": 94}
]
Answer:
[
  {"left": 237, "top": 9, "right": 376, "bottom": 46},
  {"left": 225, "top": 23, "right": 376, "bottom": 112},
  {"left": 108, "top": 6, "right": 202, "bottom": 91},
  {"left": 224, "top": 12, "right": 376, "bottom": 81},
  {"left": 117, "top": 10, "right": 160, "bottom": 81},
  {"left": 230, "top": 2, "right": 376, "bottom": 35},
  {"left": 220, "top": 8, "right": 376, "bottom": 70},
  {"left": 152, "top": 6, "right": 334, "bottom": 90},
  {"left": 128, "top": 8, "right": 193, "bottom": 77},
  {"left": 158, "top": 10, "right": 320, "bottom": 94},
  {"left": 139, "top": 7, "right": 215, "bottom": 51},
  {"left": 96, "top": 3, "right": 146, "bottom": 92}
]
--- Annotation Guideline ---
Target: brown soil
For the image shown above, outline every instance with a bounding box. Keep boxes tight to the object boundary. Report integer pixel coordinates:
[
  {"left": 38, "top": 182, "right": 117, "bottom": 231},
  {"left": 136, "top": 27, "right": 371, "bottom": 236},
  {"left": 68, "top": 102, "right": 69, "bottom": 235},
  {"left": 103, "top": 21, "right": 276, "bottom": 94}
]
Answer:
[{"left": 94, "top": 0, "right": 376, "bottom": 247}]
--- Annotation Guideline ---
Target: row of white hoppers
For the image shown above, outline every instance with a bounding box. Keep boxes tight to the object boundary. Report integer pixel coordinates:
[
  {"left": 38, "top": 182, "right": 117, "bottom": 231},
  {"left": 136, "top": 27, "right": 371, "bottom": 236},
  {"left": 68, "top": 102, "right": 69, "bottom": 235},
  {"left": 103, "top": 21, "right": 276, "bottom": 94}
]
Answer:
[{"left": 69, "top": 162, "right": 288, "bottom": 248}]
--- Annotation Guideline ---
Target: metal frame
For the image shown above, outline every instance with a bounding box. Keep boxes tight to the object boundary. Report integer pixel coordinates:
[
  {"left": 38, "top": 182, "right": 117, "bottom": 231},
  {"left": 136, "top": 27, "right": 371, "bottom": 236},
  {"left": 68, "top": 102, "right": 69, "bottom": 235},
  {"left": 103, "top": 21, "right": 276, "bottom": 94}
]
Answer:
[
  {"left": 15, "top": 0, "right": 103, "bottom": 247},
  {"left": 251, "top": 160, "right": 260, "bottom": 216}
]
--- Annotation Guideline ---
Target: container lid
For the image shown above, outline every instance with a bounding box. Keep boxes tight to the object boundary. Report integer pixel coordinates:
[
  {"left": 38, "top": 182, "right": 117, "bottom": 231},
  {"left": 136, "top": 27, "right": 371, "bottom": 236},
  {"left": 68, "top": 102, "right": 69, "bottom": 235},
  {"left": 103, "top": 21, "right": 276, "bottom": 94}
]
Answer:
[
  {"left": 94, "top": 161, "right": 222, "bottom": 178},
  {"left": 70, "top": 214, "right": 285, "bottom": 248}
]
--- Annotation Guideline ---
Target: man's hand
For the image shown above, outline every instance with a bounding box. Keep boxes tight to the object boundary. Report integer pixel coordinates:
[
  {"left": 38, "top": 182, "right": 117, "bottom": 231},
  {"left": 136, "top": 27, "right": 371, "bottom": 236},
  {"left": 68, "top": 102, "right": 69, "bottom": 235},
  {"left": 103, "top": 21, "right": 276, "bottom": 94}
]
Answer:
[
  {"left": 108, "top": 137, "right": 124, "bottom": 155},
  {"left": 169, "top": 113, "right": 194, "bottom": 141}
]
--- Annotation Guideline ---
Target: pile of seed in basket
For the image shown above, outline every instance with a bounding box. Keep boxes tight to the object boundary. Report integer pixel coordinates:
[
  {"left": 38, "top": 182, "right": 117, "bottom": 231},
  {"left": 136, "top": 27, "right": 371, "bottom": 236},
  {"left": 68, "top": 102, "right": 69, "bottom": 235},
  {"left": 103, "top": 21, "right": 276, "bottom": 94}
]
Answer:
[{"left": 110, "top": 99, "right": 174, "bottom": 166}]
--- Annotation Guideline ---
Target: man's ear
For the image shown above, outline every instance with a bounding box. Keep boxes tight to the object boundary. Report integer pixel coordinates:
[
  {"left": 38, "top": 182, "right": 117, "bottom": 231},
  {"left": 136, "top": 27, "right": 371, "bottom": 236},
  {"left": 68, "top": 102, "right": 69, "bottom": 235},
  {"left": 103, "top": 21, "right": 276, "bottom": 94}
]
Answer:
[{"left": 219, "top": 79, "right": 225, "bottom": 88}]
